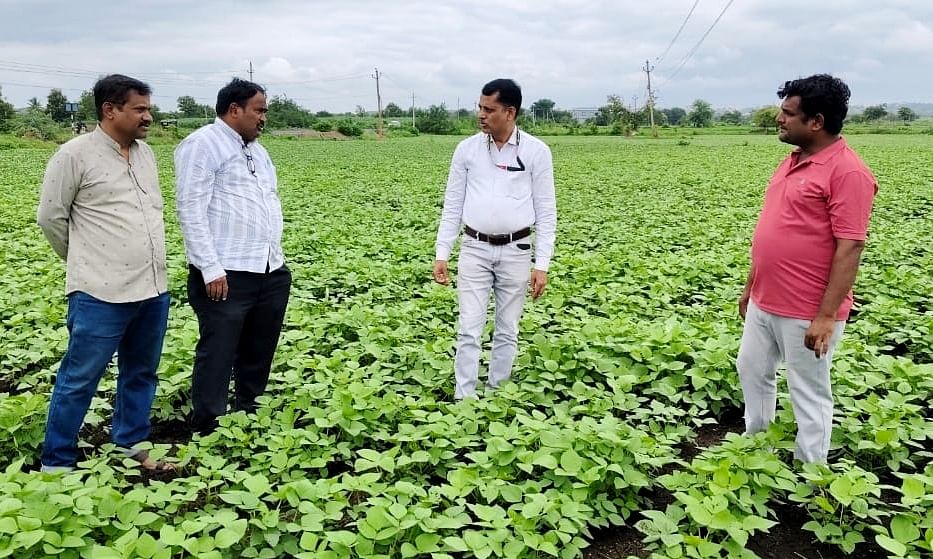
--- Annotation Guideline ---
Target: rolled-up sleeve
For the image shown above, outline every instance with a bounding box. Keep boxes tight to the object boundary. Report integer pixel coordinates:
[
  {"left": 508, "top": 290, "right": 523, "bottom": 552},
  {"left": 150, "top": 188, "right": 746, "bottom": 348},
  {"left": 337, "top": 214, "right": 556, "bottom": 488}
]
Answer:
[
  {"left": 175, "top": 139, "right": 225, "bottom": 283},
  {"left": 37, "top": 149, "right": 80, "bottom": 260},
  {"left": 531, "top": 146, "right": 556, "bottom": 271}
]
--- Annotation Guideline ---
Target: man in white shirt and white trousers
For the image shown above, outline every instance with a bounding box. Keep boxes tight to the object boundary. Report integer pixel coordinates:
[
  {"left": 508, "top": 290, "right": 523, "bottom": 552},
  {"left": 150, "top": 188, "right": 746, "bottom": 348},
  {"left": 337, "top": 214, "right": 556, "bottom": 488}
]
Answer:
[{"left": 433, "top": 78, "right": 557, "bottom": 400}]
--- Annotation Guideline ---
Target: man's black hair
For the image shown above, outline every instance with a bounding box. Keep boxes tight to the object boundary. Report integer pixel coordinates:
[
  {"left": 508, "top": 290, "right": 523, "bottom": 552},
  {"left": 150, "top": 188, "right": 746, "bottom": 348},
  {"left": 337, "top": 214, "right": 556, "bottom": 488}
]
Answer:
[
  {"left": 482, "top": 78, "right": 522, "bottom": 112},
  {"left": 777, "top": 74, "right": 851, "bottom": 135},
  {"left": 94, "top": 74, "right": 151, "bottom": 121},
  {"left": 216, "top": 78, "right": 266, "bottom": 116}
]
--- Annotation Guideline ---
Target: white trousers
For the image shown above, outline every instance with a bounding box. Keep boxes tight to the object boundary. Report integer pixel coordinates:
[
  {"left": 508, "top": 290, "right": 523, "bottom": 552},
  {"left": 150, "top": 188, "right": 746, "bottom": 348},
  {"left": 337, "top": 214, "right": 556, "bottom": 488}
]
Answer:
[
  {"left": 737, "top": 300, "right": 845, "bottom": 463},
  {"left": 454, "top": 234, "right": 532, "bottom": 399}
]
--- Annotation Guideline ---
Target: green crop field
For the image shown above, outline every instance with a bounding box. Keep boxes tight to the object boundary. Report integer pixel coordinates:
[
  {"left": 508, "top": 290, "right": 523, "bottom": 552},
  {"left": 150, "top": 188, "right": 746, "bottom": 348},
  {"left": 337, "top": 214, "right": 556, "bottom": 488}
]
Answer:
[{"left": 0, "top": 134, "right": 931, "bottom": 559}]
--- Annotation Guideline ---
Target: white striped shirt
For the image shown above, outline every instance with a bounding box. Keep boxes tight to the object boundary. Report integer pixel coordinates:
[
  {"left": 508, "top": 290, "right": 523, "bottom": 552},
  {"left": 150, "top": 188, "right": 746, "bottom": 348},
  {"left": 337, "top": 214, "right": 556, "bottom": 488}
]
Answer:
[{"left": 174, "top": 118, "right": 284, "bottom": 283}]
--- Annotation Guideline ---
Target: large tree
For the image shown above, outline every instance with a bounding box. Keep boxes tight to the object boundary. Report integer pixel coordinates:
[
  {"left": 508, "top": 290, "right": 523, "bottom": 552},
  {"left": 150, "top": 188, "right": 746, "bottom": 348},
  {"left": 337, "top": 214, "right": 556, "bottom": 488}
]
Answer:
[
  {"left": 753, "top": 106, "right": 779, "bottom": 132},
  {"left": 266, "top": 95, "right": 315, "bottom": 128},
  {"left": 719, "top": 109, "right": 744, "bottom": 125},
  {"left": 177, "top": 95, "right": 213, "bottom": 118},
  {"left": 415, "top": 104, "right": 455, "bottom": 134},
  {"left": 897, "top": 106, "right": 917, "bottom": 122},
  {"left": 530, "top": 98, "right": 556, "bottom": 121},
  {"left": 662, "top": 107, "right": 686, "bottom": 126},
  {"left": 46, "top": 89, "right": 69, "bottom": 123},
  {"left": 383, "top": 102, "right": 405, "bottom": 117},
  {"left": 0, "top": 87, "right": 15, "bottom": 131},
  {"left": 687, "top": 99, "right": 713, "bottom": 127},
  {"left": 76, "top": 90, "right": 96, "bottom": 121},
  {"left": 861, "top": 104, "right": 887, "bottom": 121}
]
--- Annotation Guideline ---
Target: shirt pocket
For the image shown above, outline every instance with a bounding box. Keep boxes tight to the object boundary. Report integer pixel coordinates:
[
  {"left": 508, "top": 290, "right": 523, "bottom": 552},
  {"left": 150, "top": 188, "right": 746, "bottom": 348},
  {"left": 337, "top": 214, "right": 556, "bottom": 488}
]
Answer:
[
  {"left": 502, "top": 170, "right": 533, "bottom": 200},
  {"left": 783, "top": 176, "right": 826, "bottom": 207}
]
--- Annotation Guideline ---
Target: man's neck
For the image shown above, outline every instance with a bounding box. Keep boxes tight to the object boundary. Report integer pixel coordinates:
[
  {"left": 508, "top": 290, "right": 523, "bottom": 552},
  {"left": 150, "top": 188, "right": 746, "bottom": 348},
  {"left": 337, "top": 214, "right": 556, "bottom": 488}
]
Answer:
[
  {"left": 98, "top": 122, "right": 133, "bottom": 158},
  {"left": 798, "top": 134, "right": 841, "bottom": 159},
  {"left": 491, "top": 125, "right": 516, "bottom": 149},
  {"left": 220, "top": 116, "right": 247, "bottom": 144}
]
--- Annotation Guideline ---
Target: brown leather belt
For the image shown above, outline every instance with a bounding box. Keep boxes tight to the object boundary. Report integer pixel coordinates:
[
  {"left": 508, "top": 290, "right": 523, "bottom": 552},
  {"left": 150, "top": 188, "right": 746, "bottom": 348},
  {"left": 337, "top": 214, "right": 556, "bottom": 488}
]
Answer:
[{"left": 464, "top": 225, "right": 531, "bottom": 246}]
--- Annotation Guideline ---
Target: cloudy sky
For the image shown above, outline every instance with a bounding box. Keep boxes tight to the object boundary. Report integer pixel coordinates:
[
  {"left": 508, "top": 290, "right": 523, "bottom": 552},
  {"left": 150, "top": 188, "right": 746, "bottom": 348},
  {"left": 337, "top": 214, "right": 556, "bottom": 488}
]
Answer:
[{"left": 1, "top": 0, "right": 931, "bottom": 113}]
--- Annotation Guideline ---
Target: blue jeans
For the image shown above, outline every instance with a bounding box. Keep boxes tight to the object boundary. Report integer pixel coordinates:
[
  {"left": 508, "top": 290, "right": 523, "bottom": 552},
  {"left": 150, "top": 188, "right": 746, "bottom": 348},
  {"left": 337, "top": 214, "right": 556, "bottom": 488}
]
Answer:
[{"left": 41, "top": 291, "right": 170, "bottom": 468}]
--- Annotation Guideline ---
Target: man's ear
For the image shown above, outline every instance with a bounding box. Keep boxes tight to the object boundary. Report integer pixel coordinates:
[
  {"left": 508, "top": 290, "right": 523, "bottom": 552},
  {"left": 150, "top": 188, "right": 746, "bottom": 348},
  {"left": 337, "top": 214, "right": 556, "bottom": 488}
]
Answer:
[
  {"left": 101, "top": 102, "right": 115, "bottom": 120},
  {"left": 811, "top": 113, "right": 825, "bottom": 132}
]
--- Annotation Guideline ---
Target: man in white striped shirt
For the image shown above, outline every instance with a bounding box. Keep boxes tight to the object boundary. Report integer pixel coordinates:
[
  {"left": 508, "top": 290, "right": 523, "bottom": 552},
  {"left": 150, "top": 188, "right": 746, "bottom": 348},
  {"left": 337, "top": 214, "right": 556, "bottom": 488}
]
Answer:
[
  {"left": 175, "top": 78, "right": 291, "bottom": 434},
  {"left": 433, "top": 78, "right": 557, "bottom": 399}
]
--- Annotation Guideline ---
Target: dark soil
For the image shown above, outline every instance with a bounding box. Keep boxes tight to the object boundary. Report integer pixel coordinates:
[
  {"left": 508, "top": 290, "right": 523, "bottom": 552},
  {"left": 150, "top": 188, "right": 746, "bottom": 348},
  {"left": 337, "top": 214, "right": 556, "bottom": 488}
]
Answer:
[{"left": 584, "top": 409, "right": 888, "bottom": 558}]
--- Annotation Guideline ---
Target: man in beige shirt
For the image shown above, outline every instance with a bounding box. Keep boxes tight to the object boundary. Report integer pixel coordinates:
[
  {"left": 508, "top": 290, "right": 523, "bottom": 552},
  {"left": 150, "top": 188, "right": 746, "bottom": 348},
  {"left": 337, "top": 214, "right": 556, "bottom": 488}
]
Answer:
[{"left": 36, "top": 74, "right": 172, "bottom": 472}]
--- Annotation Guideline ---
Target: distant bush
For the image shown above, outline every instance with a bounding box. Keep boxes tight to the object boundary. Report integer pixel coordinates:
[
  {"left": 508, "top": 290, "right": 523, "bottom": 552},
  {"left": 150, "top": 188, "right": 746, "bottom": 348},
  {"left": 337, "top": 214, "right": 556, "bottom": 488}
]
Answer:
[
  {"left": 312, "top": 120, "right": 333, "bottom": 133},
  {"left": 11, "top": 109, "right": 63, "bottom": 141},
  {"left": 335, "top": 118, "right": 362, "bottom": 137}
]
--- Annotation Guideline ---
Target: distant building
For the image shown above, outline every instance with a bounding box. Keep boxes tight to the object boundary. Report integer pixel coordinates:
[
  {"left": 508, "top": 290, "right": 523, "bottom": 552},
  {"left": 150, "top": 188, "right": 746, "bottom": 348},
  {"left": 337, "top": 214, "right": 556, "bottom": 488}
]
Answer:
[{"left": 571, "top": 107, "right": 599, "bottom": 123}]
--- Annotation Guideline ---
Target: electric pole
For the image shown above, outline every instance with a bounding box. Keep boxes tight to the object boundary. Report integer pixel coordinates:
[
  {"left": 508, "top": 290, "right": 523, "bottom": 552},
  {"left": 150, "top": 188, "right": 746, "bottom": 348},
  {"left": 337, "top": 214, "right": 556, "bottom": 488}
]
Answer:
[
  {"left": 644, "top": 59, "right": 658, "bottom": 137},
  {"left": 248, "top": 60, "right": 254, "bottom": 81},
  {"left": 372, "top": 67, "right": 384, "bottom": 139},
  {"left": 411, "top": 92, "right": 416, "bottom": 128}
]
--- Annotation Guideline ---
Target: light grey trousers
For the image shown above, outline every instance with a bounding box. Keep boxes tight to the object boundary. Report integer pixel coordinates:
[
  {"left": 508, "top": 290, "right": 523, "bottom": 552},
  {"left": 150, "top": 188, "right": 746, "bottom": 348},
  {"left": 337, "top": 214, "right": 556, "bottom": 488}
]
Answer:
[
  {"left": 454, "top": 234, "right": 532, "bottom": 399},
  {"left": 737, "top": 300, "right": 845, "bottom": 463}
]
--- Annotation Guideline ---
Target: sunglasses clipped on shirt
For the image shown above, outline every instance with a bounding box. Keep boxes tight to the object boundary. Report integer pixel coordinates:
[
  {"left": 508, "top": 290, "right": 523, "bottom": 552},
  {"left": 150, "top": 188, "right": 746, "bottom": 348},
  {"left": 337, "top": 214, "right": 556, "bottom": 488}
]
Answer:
[
  {"left": 241, "top": 143, "right": 256, "bottom": 176},
  {"left": 487, "top": 130, "right": 526, "bottom": 172}
]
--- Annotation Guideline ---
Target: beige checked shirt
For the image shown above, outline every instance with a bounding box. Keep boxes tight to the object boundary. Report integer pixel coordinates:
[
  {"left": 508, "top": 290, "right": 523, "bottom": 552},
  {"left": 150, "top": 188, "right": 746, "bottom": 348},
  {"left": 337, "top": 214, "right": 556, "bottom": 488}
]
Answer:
[{"left": 37, "top": 126, "right": 167, "bottom": 303}]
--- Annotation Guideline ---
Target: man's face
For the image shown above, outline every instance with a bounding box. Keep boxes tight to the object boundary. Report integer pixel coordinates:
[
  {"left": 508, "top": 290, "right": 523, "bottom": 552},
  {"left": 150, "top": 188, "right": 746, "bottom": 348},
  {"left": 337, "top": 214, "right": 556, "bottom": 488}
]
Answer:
[
  {"left": 109, "top": 90, "right": 152, "bottom": 140},
  {"left": 477, "top": 93, "right": 514, "bottom": 137},
  {"left": 777, "top": 95, "right": 818, "bottom": 146},
  {"left": 232, "top": 92, "right": 268, "bottom": 142}
]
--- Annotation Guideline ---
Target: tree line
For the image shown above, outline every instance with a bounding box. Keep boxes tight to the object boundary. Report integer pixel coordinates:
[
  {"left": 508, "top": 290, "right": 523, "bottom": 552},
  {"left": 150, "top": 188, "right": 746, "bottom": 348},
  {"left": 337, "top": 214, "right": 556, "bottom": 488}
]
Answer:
[{"left": 0, "top": 86, "right": 924, "bottom": 141}]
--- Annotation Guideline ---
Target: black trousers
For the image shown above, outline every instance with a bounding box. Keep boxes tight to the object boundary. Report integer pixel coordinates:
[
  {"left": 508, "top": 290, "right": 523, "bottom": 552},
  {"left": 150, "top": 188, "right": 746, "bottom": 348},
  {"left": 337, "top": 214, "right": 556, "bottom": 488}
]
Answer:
[{"left": 187, "top": 265, "right": 291, "bottom": 433}]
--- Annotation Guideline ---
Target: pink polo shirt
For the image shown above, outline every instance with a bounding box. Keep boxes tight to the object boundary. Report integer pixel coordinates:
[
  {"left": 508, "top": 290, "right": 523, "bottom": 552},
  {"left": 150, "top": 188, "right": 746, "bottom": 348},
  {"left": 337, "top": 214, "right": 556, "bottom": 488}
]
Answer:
[{"left": 750, "top": 137, "right": 877, "bottom": 321}]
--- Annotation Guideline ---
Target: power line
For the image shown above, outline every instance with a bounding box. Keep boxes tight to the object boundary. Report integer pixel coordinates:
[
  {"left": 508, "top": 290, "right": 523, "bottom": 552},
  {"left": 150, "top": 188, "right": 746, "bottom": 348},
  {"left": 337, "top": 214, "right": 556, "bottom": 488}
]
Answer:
[
  {"left": 658, "top": 0, "right": 736, "bottom": 87},
  {"left": 655, "top": 0, "right": 700, "bottom": 66}
]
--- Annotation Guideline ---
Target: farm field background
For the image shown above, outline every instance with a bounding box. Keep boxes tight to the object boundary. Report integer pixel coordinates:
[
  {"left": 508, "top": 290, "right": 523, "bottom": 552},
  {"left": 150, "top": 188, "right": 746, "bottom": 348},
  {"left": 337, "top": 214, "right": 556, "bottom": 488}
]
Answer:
[{"left": 0, "top": 133, "right": 931, "bottom": 558}]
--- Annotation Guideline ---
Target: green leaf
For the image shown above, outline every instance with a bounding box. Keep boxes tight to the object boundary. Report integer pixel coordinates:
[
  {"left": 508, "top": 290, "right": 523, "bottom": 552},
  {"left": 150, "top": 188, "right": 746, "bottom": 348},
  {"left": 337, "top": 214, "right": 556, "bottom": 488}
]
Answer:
[
  {"left": 875, "top": 534, "right": 907, "bottom": 556},
  {"left": 890, "top": 514, "right": 920, "bottom": 543},
  {"left": 559, "top": 449, "right": 583, "bottom": 475}
]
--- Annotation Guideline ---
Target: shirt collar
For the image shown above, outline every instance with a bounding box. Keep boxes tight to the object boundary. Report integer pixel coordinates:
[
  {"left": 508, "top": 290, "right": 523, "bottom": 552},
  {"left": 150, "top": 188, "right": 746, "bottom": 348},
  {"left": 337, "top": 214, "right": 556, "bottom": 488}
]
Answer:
[
  {"left": 792, "top": 135, "right": 847, "bottom": 166},
  {"left": 486, "top": 126, "right": 520, "bottom": 148},
  {"left": 215, "top": 117, "right": 250, "bottom": 146},
  {"left": 93, "top": 125, "right": 137, "bottom": 154}
]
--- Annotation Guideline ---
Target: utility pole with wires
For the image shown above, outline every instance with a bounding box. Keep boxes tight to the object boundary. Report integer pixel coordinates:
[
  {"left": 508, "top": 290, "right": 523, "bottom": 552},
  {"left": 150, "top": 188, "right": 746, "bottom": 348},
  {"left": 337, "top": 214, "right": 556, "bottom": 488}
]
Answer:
[
  {"left": 644, "top": 59, "right": 658, "bottom": 137},
  {"left": 372, "top": 67, "right": 384, "bottom": 139},
  {"left": 248, "top": 60, "right": 254, "bottom": 81},
  {"left": 411, "top": 92, "right": 416, "bottom": 128}
]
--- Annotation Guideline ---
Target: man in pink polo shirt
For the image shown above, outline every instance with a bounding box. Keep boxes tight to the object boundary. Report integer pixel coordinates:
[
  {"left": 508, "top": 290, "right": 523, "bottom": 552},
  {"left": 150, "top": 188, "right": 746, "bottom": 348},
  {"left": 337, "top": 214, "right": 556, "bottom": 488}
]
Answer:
[{"left": 737, "top": 74, "right": 877, "bottom": 463}]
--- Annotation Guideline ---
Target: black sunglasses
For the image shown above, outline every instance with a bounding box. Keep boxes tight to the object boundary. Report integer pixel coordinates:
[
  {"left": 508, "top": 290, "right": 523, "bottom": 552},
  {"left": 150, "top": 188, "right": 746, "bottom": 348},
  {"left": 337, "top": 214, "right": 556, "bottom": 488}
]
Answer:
[
  {"left": 241, "top": 143, "right": 256, "bottom": 175},
  {"left": 487, "top": 130, "right": 525, "bottom": 172}
]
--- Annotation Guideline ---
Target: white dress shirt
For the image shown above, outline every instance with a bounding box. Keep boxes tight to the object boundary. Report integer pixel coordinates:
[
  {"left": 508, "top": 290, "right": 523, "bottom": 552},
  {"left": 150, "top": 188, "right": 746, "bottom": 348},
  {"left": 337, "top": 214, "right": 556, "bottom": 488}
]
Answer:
[
  {"left": 175, "top": 118, "right": 285, "bottom": 283},
  {"left": 435, "top": 127, "right": 557, "bottom": 271}
]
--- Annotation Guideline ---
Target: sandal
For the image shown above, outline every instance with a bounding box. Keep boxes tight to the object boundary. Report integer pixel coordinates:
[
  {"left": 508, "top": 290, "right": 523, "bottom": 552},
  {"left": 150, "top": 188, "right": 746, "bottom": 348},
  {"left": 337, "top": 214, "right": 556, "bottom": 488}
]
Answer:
[{"left": 121, "top": 447, "right": 177, "bottom": 472}]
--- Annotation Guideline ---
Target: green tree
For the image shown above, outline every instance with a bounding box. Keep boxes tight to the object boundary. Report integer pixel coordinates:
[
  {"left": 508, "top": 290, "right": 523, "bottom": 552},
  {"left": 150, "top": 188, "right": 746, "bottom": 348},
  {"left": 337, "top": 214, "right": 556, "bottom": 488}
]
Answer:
[
  {"left": 76, "top": 90, "right": 96, "bottom": 121},
  {"left": 384, "top": 102, "right": 405, "bottom": 117},
  {"left": 46, "top": 89, "right": 69, "bottom": 123},
  {"left": 266, "top": 95, "right": 315, "bottom": 128},
  {"left": 27, "top": 97, "right": 42, "bottom": 111},
  {"left": 897, "top": 106, "right": 917, "bottom": 122},
  {"left": 861, "top": 104, "right": 887, "bottom": 121},
  {"left": 0, "top": 87, "right": 15, "bottom": 131},
  {"left": 177, "top": 95, "right": 212, "bottom": 118},
  {"left": 719, "top": 109, "right": 744, "bottom": 125},
  {"left": 753, "top": 106, "right": 780, "bottom": 132},
  {"left": 687, "top": 99, "right": 713, "bottom": 127},
  {"left": 530, "top": 98, "right": 556, "bottom": 121},
  {"left": 416, "top": 104, "right": 455, "bottom": 134},
  {"left": 662, "top": 107, "right": 686, "bottom": 126}
]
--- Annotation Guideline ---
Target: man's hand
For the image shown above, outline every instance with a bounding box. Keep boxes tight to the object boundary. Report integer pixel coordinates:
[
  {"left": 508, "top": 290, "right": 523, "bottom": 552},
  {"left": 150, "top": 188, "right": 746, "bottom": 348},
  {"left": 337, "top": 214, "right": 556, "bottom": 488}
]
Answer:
[
  {"left": 804, "top": 315, "right": 836, "bottom": 358},
  {"left": 433, "top": 260, "right": 450, "bottom": 285},
  {"left": 206, "top": 276, "right": 228, "bottom": 302},
  {"left": 738, "top": 292, "right": 750, "bottom": 319},
  {"left": 530, "top": 270, "right": 548, "bottom": 300}
]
